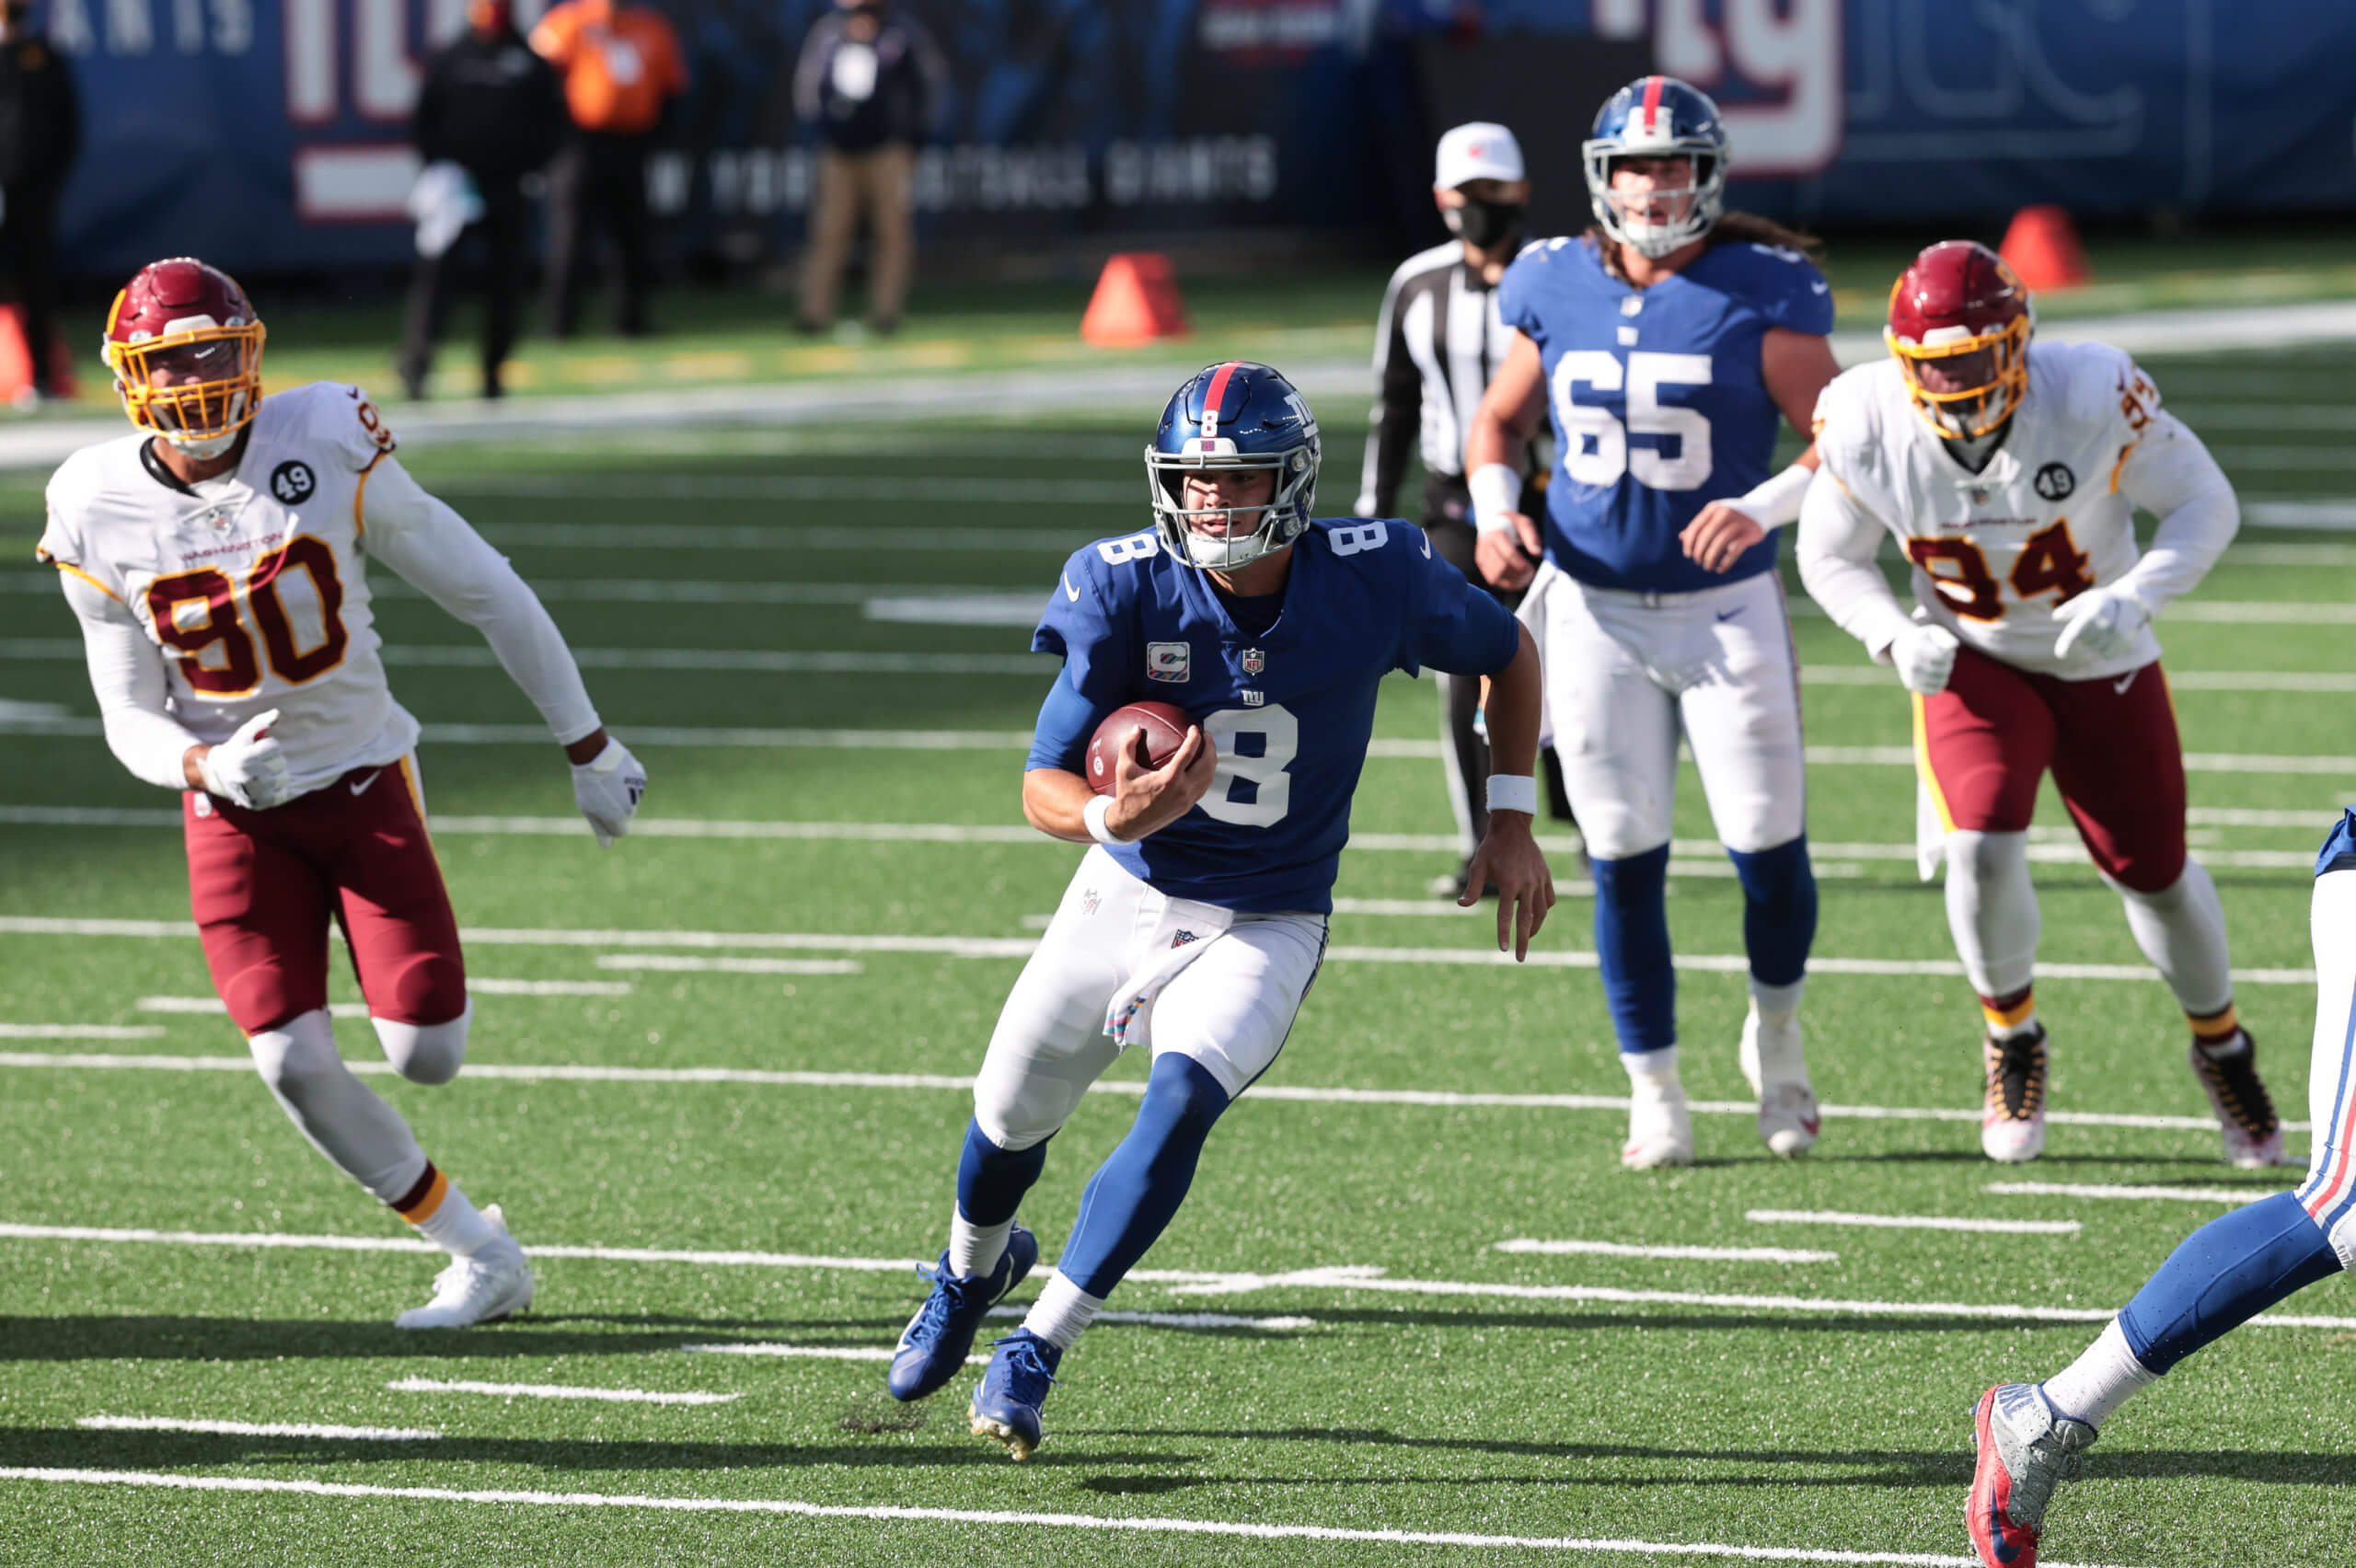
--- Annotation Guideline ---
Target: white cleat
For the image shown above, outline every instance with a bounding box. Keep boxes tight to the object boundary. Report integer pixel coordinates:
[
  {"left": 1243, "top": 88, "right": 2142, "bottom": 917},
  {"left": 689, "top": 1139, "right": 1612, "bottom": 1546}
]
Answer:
[
  {"left": 1623, "top": 1078, "right": 1694, "bottom": 1170},
  {"left": 395, "top": 1205, "right": 535, "bottom": 1330},
  {"left": 1981, "top": 1030, "right": 2049, "bottom": 1165},
  {"left": 1738, "top": 1008, "right": 1819, "bottom": 1159},
  {"left": 2188, "top": 1033, "right": 2290, "bottom": 1170}
]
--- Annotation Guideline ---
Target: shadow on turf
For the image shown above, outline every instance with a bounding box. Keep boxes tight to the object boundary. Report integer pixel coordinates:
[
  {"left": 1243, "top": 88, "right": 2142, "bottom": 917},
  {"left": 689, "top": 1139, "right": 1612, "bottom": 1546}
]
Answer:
[
  {"left": 1063, "top": 1429, "right": 2356, "bottom": 1489},
  {"left": 0, "top": 1315, "right": 910, "bottom": 1364},
  {"left": 0, "top": 1426, "right": 1187, "bottom": 1473}
]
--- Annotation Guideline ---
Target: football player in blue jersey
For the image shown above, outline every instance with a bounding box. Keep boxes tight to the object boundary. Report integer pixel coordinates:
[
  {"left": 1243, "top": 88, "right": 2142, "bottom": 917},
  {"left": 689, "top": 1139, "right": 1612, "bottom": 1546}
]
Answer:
[
  {"left": 1464, "top": 75, "right": 1841, "bottom": 1169},
  {"left": 883, "top": 360, "right": 1553, "bottom": 1459}
]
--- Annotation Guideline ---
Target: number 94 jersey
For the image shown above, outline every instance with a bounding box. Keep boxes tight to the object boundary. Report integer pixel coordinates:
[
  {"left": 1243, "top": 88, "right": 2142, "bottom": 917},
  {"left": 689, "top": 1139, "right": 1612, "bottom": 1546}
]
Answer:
[
  {"left": 1498, "top": 235, "right": 1833, "bottom": 594},
  {"left": 1030, "top": 519, "right": 1521, "bottom": 915},
  {"left": 1811, "top": 340, "right": 2171, "bottom": 678},
  {"left": 37, "top": 382, "right": 416, "bottom": 794}
]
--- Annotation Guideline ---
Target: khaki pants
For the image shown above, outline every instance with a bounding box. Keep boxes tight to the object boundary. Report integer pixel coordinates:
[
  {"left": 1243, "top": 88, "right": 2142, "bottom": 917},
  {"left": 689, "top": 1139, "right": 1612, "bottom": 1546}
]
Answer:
[{"left": 800, "top": 144, "right": 915, "bottom": 328}]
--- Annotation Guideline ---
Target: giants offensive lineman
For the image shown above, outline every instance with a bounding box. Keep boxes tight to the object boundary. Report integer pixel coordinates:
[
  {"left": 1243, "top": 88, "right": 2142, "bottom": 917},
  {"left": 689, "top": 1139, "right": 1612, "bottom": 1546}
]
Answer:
[
  {"left": 1797, "top": 241, "right": 2281, "bottom": 1168},
  {"left": 884, "top": 362, "right": 1552, "bottom": 1459},
  {"left": 38, "top": 259, "right": 648, "bottom": 1326},
  {"left": 1465, "top": 77, "right": 1840, "bottom": 1168}
]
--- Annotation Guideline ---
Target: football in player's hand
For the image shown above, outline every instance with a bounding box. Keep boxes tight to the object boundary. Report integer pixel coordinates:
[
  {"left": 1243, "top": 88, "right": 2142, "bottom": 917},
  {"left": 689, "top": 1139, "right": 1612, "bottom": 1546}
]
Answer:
[{"left": 1086, "top": 701, "right": 1198, "bottom": 795}]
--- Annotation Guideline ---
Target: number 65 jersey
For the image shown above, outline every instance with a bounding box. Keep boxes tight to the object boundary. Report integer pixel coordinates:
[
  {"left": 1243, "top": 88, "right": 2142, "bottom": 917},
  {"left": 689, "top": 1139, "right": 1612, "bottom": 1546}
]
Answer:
[
  {"left": 1029, "top": 519, "right": 1521, "bottom": 914},
  {"left": 1808, "top": 340, "right": 2205, "bottom": 679}
]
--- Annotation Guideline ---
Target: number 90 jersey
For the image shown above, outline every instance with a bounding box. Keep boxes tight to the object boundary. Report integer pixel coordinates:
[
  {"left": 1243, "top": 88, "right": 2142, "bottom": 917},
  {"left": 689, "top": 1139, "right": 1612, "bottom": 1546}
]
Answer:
[
  {"left": 1029, "top": 519, "right": 1521, "bottom": 914},
  {"left": 1811, "top": 341, "right": 2170, "bottom": 678},
  {"left": 37, "top": 382, "right": 418, "bottom": 796},
  {"left": 1498, "top": 236, "right": 1832, "bottom": 594}
]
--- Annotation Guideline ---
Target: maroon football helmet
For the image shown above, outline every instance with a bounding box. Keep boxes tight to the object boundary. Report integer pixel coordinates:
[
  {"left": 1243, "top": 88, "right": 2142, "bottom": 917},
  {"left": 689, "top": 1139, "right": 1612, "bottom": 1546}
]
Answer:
[
  {"left": 102, "top": 258, "right": 267, "bottom": 454},
  {"left": 1885, "top": 240, "right": 2032, "bottom": 440}
]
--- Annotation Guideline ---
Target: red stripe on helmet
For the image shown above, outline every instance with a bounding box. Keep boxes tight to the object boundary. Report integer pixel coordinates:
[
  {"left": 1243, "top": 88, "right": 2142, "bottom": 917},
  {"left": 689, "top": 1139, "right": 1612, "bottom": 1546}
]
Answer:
[
  {"left": 1640, "top": 75, "right": 1665, "bottom": 135},
  {"left": 1202, "top": 361, "right": 1243, "bottom": 423}
]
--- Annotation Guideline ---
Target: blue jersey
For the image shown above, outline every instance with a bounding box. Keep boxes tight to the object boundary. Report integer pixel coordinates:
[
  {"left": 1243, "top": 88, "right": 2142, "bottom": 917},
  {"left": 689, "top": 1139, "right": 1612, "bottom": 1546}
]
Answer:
[
  {"left": 1028, "top": 518, "right": 1521, "bottom": 914},
  {"left": 1497, "top": 235, "right": 1833, "bottom": 594}
]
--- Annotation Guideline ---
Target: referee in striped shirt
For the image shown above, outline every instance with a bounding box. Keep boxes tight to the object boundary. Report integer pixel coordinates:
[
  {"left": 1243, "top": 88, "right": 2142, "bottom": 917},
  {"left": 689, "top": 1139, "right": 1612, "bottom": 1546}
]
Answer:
[{"left": 1358, "top": 122, "right": 1567, "bottom": 899}]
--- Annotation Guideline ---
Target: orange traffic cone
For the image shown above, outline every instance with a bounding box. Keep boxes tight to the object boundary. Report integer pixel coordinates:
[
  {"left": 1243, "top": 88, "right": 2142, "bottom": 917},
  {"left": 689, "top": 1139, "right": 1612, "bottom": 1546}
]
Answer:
[
  {"left": 1999, "top": 206, "right": 2090, "bottom": 292},
  {"left": 1080, "top": 253, "right": 1189, "bottom": 348},
  {"left": 0, "top": 305, "right": 75, "bottom": 401}
]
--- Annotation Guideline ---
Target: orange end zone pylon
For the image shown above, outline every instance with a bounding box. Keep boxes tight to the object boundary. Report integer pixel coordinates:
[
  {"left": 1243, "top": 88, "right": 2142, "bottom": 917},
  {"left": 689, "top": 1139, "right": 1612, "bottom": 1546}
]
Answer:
[
  {"left": 1999, "top": 206, "right": 2090, "bottom": 292},
  {"left": 0, "top": 305, "right": 75, "bottom": 401},
  {"left": 1080, "top": 253, "right": 1190, "bottom": 348}
]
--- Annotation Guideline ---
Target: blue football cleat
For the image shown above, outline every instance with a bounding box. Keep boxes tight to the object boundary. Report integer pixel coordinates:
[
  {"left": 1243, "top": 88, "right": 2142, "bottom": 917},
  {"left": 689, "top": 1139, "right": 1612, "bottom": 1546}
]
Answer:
[
  {"left": 886, "top": 1224, "right": 1038, "bottom": 1403},
  {"left": 968, "top": 1329, "right": 1062, "bottom": 1461}
]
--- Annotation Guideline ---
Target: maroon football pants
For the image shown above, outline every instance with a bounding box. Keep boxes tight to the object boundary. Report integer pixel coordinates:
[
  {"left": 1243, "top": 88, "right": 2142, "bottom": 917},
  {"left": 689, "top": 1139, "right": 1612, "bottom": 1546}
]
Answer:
[
  {"left": 1915, "top": 646, "right": 2187, "bottom": 894},
  {"left": 184, "top": 756, "right": 468, "bottom": 1035}
]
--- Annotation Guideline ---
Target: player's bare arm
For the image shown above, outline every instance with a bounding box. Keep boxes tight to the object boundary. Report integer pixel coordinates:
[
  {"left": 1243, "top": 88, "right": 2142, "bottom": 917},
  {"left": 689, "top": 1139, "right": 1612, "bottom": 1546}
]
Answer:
[
  {"left": 1462, "top": 622, "right": 1554, "bottom": 959},
  {"left": 1022, "top": 729, "right": 1215, "bottom": 845},
  {"left": 1466, "top": 331, "right": 1547, "bottom": 589},
  {"left": 1680, "top": 328, "right": 1840, "bottom": 573}
]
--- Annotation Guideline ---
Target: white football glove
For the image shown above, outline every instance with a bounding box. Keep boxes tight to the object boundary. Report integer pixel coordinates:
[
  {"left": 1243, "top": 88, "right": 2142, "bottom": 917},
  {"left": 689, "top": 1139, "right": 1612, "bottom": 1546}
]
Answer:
[
  {"left": 1888, "top": 622, "right": 1960, "bottom": 696},
  {"left": 2052, "top": 586, "right": 2152, "bottom": 663},
  {"left": 197, "top": 708, "right": 293, "bottom": 810},
  {"left": 571, "top": 737, "right": 646, "bottom": 847}
]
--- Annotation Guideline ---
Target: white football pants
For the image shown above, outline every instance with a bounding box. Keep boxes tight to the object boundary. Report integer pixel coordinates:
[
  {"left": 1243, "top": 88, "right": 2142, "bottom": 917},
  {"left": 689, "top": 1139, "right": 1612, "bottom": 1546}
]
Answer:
[
  {"left": 972, "top": 847, "right": 1328, "bottom": 1152},
  {"left": 2294, "top": 866, "right": 2356, "bottom": 1266},
  {"left": 1529, "top": 567, "right": 1807, "bottom": 859}
]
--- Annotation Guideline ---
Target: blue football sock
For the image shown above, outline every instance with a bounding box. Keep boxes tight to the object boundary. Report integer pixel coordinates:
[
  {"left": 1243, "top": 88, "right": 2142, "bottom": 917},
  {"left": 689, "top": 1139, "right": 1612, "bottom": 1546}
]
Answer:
[
  {"left": 2117, "top": 1190, "right": 2343, "bottom": 1374},
  {"left": 1592, "top": 844, "right": 1676, "bottom": 1055},
  {"left": 1727, "top": 834, "right": 1818, "bottom": 990},
  {"left": 955, "top": 1117, "right": 1049, "bottom": 1228},
  {"left": 1055, "top": 1054, "right": 1230, "bottom": 1298}
]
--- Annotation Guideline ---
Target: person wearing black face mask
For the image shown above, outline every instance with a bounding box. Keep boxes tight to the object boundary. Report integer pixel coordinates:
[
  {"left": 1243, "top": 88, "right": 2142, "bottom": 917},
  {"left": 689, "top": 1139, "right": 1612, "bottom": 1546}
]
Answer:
[{"left": 1358, "top": 122, "right": 1570, "bottom": 900}]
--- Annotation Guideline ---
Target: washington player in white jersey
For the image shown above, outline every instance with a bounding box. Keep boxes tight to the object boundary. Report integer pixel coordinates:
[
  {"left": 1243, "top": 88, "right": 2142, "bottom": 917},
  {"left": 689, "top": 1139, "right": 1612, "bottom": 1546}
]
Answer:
[
  {"left": 37, "top": 258, "right": 648, "bottom": 1325},
  {"left": 1797, "top": 240, "right": 2281, "bottom": 1167}
]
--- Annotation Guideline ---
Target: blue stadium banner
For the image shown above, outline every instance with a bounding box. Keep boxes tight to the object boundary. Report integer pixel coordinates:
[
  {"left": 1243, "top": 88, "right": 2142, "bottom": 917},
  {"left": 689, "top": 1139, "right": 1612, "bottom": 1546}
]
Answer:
[{"left": 40, "top": 0, "right": 2356, "bottom": 278}]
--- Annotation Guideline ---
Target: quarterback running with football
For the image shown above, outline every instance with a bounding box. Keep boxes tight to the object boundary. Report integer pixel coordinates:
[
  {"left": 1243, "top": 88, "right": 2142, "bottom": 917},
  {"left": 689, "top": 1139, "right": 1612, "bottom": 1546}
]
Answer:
[
  {"left": 38, "top": 258, "right": 648, "bottom": 1326},
  {"left": 1465, "top": 76, "right": 1840, "bottom": 1168},
  {"left": 884, "top": 361, "right": 1553, "bottom": 1459},
  {"left": 1796, "top": 240, "right": 2281, "bottom": 1168}
]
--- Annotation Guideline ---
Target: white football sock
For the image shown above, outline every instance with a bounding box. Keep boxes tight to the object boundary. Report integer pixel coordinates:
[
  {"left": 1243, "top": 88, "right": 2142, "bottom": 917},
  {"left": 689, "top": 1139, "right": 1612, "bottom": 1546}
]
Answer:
[
  {"left": 1945, "top": 830, "right": 2039, "bottom": 1002},
  {"left": 2114, "top": 859, "right": 2235, "bottom": 1021},
  {"left": 1020, "top": 1269, "right": 1104, "bottom": 1351},
  {"left": 1623, "top": 1045, "right": 1681, "bottom": 1094},
  {"left": 2042, "top": 1317, "right": 2160, "bottom": 1427},
  {"left": 1749, "top": 976, "right": 1805, "bottom": 1024},
  {"left": 409, "top": 1174, "right": 499, "bottom": 1258},
  {"left": 948, "top": 1208, "right": 1012, "bottom": 1279}
]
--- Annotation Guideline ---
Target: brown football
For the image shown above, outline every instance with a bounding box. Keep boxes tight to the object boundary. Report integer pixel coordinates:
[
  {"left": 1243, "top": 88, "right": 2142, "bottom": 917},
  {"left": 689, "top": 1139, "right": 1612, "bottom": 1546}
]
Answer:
[{"left": 1085, "top": 701, "right": 1201, "bottom": 796}]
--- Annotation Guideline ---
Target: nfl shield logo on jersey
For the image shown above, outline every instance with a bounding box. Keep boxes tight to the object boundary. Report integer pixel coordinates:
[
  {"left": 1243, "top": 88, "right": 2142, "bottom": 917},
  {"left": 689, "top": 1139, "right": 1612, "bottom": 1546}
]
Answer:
[
  {"left": 1241, "top": 648, "right": 1265, "bottom": 675},
  {"left": 1147, "top": 642, "right": 1191, "bottom": 683}
]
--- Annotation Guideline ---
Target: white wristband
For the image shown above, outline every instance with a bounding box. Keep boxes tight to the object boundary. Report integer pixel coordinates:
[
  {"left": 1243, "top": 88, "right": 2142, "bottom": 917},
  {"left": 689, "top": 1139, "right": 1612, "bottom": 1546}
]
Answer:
[
  {"left": 1083, "top": 793, "right": 1126, "bottom": 846},
  {"left": 1468, "top": 463, "right": 1523, "bottom": 535},
  {"left": 1485, "top": 773, "right": 1539, "bottom": 816},
  {"left": 1727, "top": 461, "right": 1815, "bottom": 530}
]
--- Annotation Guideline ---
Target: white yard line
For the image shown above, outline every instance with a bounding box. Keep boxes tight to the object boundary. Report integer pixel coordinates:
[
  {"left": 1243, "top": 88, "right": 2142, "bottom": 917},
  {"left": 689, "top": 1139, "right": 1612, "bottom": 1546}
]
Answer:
[
  {"left": 593, "top": 955, "right": 863, "bottom": 975},
  {"left": 77, "top": 1415, "right": 439, "bottom": 1441},
  {"left": 0, "top": 914, "right": 2320, "bottom": 986},
  {"left": 1494, "top": 1239, "right": 1838, "bottom": 1264},
  {"left": 0, "top": 1024, "right": 165, "bottom": 1040},
  {"left": 6, "top": 1220, "right": 2350, "bottom": 1333},
  {"left": 1984, "top": 1182, "right": 2280, "bottom": 1205},
  {"left": 1746, "top": 1211, "right": 2082, "bottom": 1237},
  {"left": 385, "top": 1378, "right": 738, "bottom": 1406},
  {"left": 0, "top": 1053, "right": 2303, "bottom": 1136},
  {"left": 981, "top": 1307, "right": 1319, "bottom": 1331},
  {"left": 0, "top": 1467, "right": 2084, "bottom": 1567},
  {"left": 134, "top": 979, "right": 631, "bottom": 1016}
]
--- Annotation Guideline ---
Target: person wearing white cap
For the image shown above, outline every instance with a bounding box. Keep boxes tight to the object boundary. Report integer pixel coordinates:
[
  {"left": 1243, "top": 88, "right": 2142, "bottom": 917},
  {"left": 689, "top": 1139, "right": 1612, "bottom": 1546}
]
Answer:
[{"left": 1357, "top": 121, "right": 1571, "bottom": 901}]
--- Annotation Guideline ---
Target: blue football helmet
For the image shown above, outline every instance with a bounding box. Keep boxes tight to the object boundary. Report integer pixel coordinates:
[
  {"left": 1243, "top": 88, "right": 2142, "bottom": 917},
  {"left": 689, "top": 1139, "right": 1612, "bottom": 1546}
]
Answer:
[
  {"left": 1583, "top": 75, "right": 1729, "bottom": 259},
  {"left": 1146, "top": 360, "right": 1320, "bottom": 571}
]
